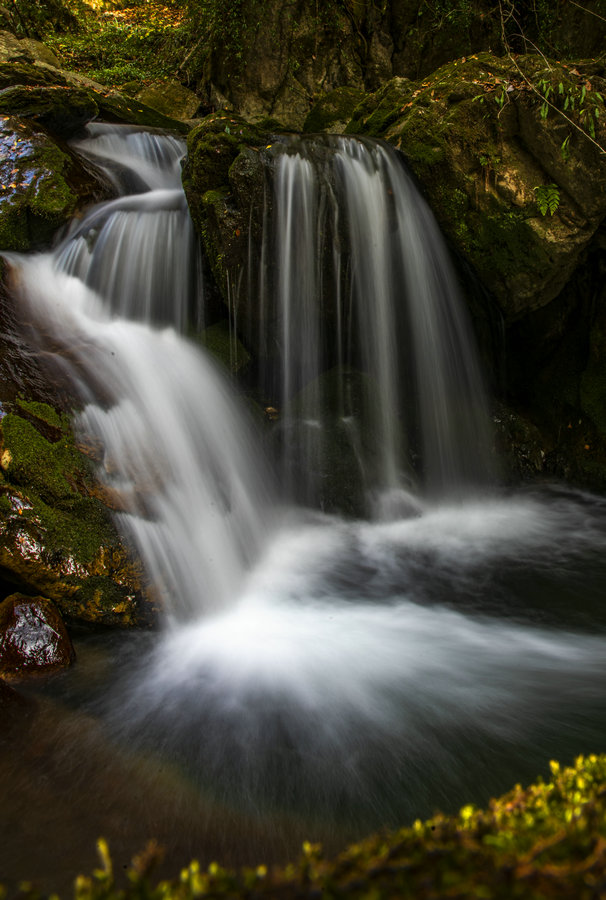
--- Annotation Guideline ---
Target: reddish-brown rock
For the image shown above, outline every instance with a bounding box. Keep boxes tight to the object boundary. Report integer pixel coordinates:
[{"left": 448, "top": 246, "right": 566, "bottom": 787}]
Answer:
[{"left": 0, "top": 593, "right": 75, "bottom": 680}]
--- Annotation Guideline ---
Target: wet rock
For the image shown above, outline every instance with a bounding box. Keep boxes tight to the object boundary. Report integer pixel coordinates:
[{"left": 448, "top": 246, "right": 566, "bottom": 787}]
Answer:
[
  {"left": 492, "top": 404, "right": 547, "bottom": 484},
  {"left": 0, "top": 114, "right": 79, "bottom": 250},
  {"left": 0, "top": 398, "right": 154, "bottom": 627},
  {"left": 0, "top": 593, "right": 75, "bottom": 680},
  {"left": 0, "top": 84, "right": 98, "bottom": 138},
  {"left": 135, "top": 80, "right": 203, "bottom": 121},
  {"left": 347, "top": 53, "right": 606, "bottom": 323}
]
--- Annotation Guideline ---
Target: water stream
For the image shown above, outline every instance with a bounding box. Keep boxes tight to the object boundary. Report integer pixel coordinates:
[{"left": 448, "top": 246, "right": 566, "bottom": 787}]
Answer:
[{"left": 3, "top": 124, "right": 606, "bottom": 893}]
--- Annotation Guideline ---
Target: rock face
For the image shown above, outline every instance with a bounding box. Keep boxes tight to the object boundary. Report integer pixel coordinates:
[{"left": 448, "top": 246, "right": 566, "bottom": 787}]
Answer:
[
  {"left": 0, "top": 593, "right": 75, "bottom": 680},
  {"left": 185, "top": 51, "right": 606, "bottom": 493},
  {"left": 0, "top": 34, "right": 190, "bottom": 627},
  {"left": 340, "top": 53, "right": 606, "bottom": 488},
  {"left": 0, "top": 398, "right": 152, "bottom": 626},
  {"left": 188, "top": 0, "right": 605, "bottom": 129},
  {"left": 345, "top": 54, "right": 606, "bottom": 322}
]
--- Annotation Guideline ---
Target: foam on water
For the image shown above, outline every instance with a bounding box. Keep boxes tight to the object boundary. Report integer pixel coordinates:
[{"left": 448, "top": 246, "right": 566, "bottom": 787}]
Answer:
[{"left": 5, "top": 124, "right": 606, "bottom": 857}]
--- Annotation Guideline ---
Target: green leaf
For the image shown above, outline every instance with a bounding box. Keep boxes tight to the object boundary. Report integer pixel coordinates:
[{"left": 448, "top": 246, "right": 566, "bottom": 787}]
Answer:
[{"left": 534, "top": 184, "right": 560, "bottom": 216}]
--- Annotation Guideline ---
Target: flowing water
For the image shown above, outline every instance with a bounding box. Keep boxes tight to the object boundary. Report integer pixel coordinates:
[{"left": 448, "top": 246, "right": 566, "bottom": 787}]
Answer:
[{"left": 2, "top": 124, "right": 606, "bottom": 893}]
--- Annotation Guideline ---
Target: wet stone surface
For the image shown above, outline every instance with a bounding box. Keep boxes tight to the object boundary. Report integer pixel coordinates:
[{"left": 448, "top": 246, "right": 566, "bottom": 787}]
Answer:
[{"left": 0, "top": 592, "right": 75, "bottom": 680}]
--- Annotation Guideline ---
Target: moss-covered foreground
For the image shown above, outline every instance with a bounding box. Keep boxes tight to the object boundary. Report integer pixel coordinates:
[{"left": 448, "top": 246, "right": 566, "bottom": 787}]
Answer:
[{"left": 8, "top": 753, "right": 606, "bottom": 899}]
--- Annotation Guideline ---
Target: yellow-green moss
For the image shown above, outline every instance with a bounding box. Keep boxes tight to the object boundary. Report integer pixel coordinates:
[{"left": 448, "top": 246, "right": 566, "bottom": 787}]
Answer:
[
  {"left": 10, "top": 753, "right": 606, "bottom": 899},
  {"left": 0, "top": 116, "right": 79, "bottom": 251}
]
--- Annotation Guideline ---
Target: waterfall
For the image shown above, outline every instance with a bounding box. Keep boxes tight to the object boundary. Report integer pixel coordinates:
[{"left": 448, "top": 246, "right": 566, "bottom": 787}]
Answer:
[
  {"left": 7, "top": 124, "right": 273, "bottom": 620},
  {"left": 5, "top": 124, "right": 606, "bottom": 891},
  {"left": 255, "top": 136, "right": 493, "bottom": 514},
  {"left": 4, "top": 128, "right": 496, "bottom": 613}
]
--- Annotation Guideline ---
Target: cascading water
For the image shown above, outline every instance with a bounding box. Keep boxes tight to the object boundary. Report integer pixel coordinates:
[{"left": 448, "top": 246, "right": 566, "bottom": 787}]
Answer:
[
  {"left": 4, "top": 125, "right": 606, "bottom": 892},
  {"left": 7, "top": 123, "right": 273, "bottom": 619},
  {"left": 254, "top": 136, "right": 493, "bottom": 513}
]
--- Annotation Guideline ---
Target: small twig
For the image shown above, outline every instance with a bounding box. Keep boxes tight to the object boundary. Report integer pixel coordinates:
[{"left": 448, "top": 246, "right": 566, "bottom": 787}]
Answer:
[
  {"left": 497, "top": 0, "right": 606, "bottom": 157},
  {"left": 568, "top": 0, "right": 606, "bottom": 24}
]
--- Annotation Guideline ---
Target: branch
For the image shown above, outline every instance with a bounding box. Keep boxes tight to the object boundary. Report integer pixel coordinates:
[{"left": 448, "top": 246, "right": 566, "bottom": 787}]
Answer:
[{"left": 497, "top": 0, "right": 606, "bottom": 157}]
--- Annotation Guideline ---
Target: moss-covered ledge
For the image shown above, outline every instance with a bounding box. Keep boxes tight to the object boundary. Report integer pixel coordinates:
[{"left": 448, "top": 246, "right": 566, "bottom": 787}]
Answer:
[
  {"left": 0, "top": 399, "right": 153, "bottom": 627},
  {"left": 344, "top": 53, "right": 606, "bottom": 324},
  {"left": 10, "top": 752, "right": 606, "bottom": 898},
  {"left": 182, "top": 112, "right": 271, "bottom": 298}
]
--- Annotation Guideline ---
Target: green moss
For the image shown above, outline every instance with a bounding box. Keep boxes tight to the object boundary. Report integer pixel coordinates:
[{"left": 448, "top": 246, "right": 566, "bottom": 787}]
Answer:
[
  {"left": 0, "top": 85, "right": 98, "bottom": 139},
  {"left": 346, "top": 77, "right": 414, "bottom": 137},
  {"left": 2, "top": 413, "right": 79, "bottom": 503},
  {"left": 16, "top": 398, "right": 64, "bottom": 430},
  {"left": 0, "top": 117, "right": 79, "bottom": 251},
  {"left": 303, "top": 86, "right": 366, "bottom": 134},
  {"left": 0, "top": 404, "right": 117, "bottom": 563}
]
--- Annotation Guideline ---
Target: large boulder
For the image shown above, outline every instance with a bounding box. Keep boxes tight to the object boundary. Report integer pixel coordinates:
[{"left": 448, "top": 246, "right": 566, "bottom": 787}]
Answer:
[
  {"left": 338, "top": 53, "right": 606, "bottom": 490},
  {"left": 135, "top": 80, "right": 203, "bottom": 122},
  {"left": 345, "top": 53, "right": 606, "bottom": 322}
]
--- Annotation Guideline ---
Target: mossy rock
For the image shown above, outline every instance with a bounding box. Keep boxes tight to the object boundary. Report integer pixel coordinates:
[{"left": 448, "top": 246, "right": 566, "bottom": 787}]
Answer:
[
  {"left": 182, "top": 112, "right": 267, "bottom": 297},
  {"left": 0, "top": 84, "right": 98, "bottom": 138},
  {"left": 0, "top": 114, "right": 79, "bottom": 250},
  {"left": 0, "top": 400, "right": 152, "bottom": 626},
  {"left": 183, "top": 112, "right": 266, "bottom": 199},
  {"left": 0, "top": 59, "right": 69, "bottom": 89},
  {"left": 135, "top": 80, "right": 202, "bottom": 121},
  {"left": 346, "top": 53, "right": 606, "bottom": 324},
  {"left": 91, "top": 88, "right": 190, "bottom": 134},
  {"left": 303, "top": 86, "right": 366, "bottom": 134},
  {"left": 0, "top": 114, "right": 109, "bottom": 252}
]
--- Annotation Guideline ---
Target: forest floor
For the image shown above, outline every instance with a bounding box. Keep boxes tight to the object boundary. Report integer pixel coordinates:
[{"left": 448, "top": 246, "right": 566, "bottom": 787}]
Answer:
[{"left": 43, "top": 0, "right": 191, "bottom": 89}]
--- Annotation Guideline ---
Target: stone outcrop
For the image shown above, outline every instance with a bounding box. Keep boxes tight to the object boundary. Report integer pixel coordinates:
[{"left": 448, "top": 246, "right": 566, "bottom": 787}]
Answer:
[
  {"left": 189, "top": 0, "right": 605, "bottom": 130},
  {"left": 338, "top": 53, "right": 606, "bottom": 489},
  {"left": 184, "top": 52, "right": 606, "bottom": 492}
]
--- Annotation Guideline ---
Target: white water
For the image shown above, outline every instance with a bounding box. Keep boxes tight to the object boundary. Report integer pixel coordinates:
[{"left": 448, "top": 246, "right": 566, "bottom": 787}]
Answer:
[
  {"left": 259, "top": 137, "right": 493, "bottom": 509},
  {"left": 5, "top": 125, "right": 606, "bottom": 873},
  {"left": 8, "top": 124, "right": 273, "bottom": 618}
]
